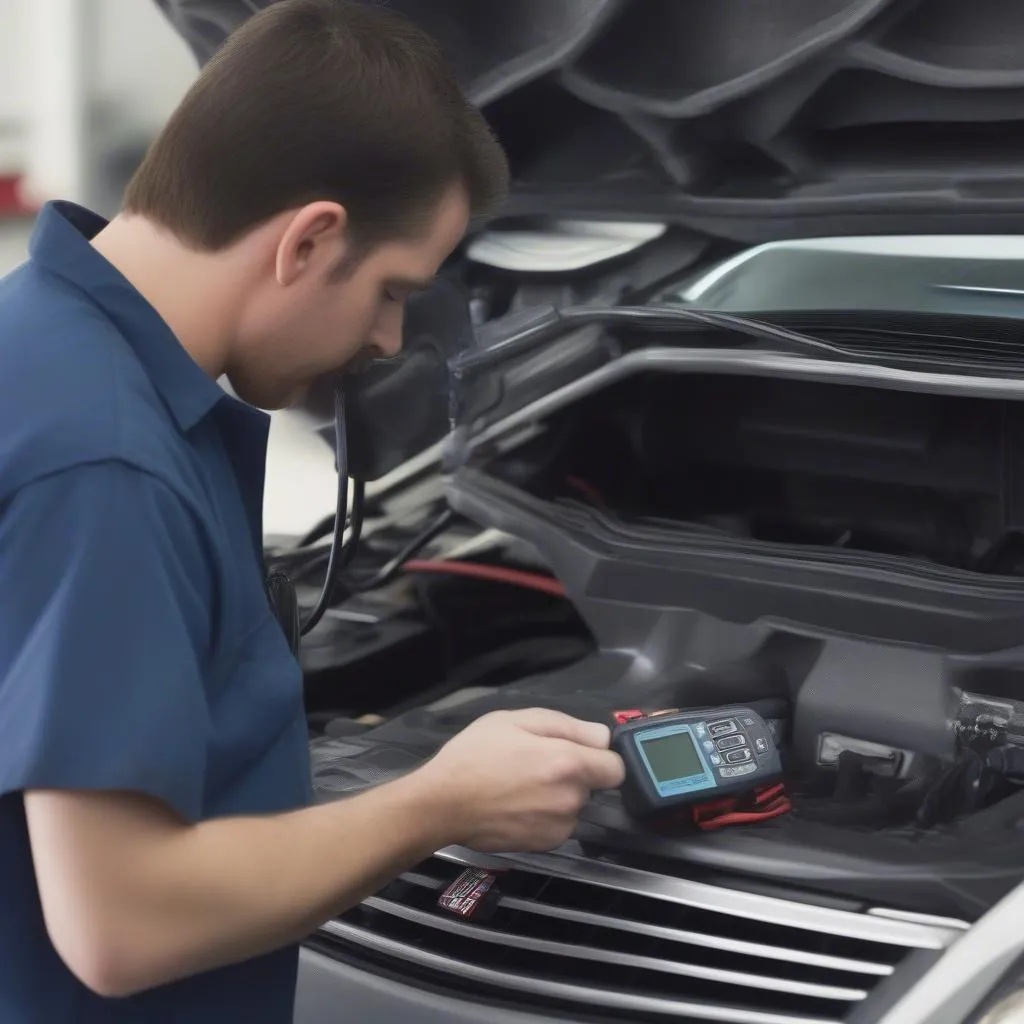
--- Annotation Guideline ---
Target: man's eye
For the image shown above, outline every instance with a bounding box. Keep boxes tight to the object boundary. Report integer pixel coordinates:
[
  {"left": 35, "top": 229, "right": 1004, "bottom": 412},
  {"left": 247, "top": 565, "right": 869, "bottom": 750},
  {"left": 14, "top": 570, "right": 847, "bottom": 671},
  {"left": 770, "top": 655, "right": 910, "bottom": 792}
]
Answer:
[{"left": 384, "top": 288, "right": 403, "bottom": 304}]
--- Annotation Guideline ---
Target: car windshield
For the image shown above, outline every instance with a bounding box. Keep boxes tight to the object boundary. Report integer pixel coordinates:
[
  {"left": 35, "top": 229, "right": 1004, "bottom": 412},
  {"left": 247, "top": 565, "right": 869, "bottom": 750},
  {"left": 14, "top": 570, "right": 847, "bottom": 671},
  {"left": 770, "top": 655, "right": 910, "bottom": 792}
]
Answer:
[{"left": 656, "top": 236, "right": 1024, "bottom": 319}]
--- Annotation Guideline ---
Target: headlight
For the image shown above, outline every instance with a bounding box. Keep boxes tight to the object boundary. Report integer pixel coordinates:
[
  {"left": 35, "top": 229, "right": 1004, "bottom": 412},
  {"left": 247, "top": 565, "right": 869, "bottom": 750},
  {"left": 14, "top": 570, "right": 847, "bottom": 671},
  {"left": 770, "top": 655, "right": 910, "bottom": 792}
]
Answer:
[
  {"left": 971, "top": 953, "right": 1024, "bottom": 1024},
  {"left": 977, "top": 991, "right": 1024, "bottom": 1024}
]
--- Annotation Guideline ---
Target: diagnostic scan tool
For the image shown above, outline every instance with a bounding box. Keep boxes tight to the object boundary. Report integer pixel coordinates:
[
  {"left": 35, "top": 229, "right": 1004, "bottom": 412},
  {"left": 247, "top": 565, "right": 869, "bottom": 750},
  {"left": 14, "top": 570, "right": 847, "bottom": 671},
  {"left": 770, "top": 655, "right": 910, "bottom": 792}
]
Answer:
[{"left": 612, "top": 706, "right": 783, "bottom": 817}]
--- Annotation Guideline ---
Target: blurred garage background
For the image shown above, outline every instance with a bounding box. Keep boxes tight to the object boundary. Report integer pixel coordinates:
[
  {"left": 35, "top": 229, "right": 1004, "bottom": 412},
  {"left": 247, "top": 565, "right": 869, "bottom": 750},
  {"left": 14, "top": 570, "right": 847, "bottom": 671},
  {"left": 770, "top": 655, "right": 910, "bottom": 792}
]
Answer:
[{"left": 0, "top": 0, "right": 338, "bottom": 536}]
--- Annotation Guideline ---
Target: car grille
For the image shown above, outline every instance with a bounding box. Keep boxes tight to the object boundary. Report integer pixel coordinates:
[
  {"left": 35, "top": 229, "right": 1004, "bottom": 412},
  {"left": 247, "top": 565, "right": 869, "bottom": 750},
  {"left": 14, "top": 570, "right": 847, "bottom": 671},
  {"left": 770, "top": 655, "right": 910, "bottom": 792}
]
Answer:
[{"left": 317, "top": 846, "right": 968, "bottom": 1024}]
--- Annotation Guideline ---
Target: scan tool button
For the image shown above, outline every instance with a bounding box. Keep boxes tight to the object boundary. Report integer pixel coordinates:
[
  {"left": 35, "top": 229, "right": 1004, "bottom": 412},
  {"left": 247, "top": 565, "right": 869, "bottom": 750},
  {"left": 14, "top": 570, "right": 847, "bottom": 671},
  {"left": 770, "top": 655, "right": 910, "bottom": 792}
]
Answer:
[{"left": 709, "top": 720, "right": 738, "bottom": 738}]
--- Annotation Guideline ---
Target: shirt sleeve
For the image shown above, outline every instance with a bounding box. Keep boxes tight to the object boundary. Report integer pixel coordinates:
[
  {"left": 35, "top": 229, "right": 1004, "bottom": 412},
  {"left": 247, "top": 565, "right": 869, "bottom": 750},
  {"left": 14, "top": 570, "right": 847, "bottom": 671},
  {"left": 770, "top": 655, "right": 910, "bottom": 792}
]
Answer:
[{"left": 0, "top": 459, "right": 215, "bottom": 822}]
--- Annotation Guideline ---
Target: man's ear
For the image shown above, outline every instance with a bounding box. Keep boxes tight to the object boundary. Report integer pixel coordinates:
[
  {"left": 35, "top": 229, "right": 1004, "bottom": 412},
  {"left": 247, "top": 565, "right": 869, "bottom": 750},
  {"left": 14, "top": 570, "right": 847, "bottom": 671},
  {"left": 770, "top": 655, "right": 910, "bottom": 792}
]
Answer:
[{"left": 275, "top": 201, "right": 348, "bottom": 286}]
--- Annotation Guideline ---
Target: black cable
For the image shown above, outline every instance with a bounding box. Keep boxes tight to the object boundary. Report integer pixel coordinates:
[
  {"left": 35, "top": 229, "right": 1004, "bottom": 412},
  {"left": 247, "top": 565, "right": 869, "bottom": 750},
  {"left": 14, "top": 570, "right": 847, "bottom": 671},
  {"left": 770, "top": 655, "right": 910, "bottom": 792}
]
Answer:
[
  {"left": 451, "top": 303, "right": 870, "bottom": 379},
  {"left": 570, "top": 304, "right": 852, "bottom": 360},
  {"left": 341, "top": 482, "right": 366, "bottom": 566},
  {"left": 281, "top": 494, "right": 450, "bottom": 598},
  {"left": 270, "top": 545, "right": 331, "bottom": 577},
  {"left": 291, "top": 485, "right": 385, "bottom": 553},
  {"left": 269, "top": 534, "right": 335, "bottom": 572},
  {"left": 280, "top": 380, "right": 451, "bottom": 630},
  {"left": 295, "top": 512, "right": 336, "bottom": 550},
  {"left": 347, "top": 508, "right": 456, "bottom": 593},
  {"left": 301, "top": 388, "right": 355, "bottom": 636}
]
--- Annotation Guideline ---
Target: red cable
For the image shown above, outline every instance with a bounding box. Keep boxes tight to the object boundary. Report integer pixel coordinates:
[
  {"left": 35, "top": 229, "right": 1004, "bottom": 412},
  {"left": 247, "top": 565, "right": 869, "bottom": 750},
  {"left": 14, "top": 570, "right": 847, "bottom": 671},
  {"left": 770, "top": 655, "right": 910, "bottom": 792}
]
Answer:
[
  {"left": 753, "top": 783, "right": 786, "bottom": 805},
  {"left": 694, "top": 801, "right": 792, "bottom": 831},
  {"left": 401, "top": 559, "right": 568, "bottom": 598},
  {"left": 692, "top": 783, "right": 791, "bottom": 830}
]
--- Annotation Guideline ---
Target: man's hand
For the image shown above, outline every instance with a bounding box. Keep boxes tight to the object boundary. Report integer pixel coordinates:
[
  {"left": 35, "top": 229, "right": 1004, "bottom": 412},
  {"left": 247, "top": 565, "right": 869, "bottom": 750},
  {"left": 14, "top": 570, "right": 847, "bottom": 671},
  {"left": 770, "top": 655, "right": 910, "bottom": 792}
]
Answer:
[
  {"left": 421, "top": 708, "right": 625, "bottom": 852},
  {"left": 25, "top": 708, "right": 622, "bottom": 998}
]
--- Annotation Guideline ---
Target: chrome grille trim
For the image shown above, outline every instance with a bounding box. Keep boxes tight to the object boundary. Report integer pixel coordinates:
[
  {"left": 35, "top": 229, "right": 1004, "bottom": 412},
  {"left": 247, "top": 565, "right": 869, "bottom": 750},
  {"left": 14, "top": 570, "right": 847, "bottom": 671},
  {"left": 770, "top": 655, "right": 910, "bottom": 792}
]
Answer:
[
  {"left": 320, "top": 918, "right": 842, "bottom": 1024},
  {"left": 867, "top": 907, "right": 972, "bottom": 931},
  {"left": 436, "top": 846, "right": 966, "bottom": 950},
  {"left": 322, "top": 846, "right": 969, "bottom": 1022},
  {"left": 398, "top": 868, "right": 894, "bottom": 977},
  {"left": 362, "top": 895, "right": 870, "bottom": 1002}
]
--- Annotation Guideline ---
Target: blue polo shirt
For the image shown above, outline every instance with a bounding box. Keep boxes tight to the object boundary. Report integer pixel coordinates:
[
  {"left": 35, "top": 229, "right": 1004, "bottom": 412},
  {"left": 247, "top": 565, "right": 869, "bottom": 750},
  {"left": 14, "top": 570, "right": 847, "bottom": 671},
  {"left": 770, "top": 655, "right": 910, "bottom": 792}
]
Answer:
[{"left": 0, "top": 202, "right": 313, "bottom": 1022}]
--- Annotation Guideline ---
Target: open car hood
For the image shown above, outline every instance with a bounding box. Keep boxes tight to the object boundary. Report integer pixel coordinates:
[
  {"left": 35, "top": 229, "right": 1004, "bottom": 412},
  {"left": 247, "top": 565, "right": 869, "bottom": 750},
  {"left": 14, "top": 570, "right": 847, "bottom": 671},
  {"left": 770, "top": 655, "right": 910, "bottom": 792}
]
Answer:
[{"left": 158, "top": 0, "right": 1024, "bottom": 245}]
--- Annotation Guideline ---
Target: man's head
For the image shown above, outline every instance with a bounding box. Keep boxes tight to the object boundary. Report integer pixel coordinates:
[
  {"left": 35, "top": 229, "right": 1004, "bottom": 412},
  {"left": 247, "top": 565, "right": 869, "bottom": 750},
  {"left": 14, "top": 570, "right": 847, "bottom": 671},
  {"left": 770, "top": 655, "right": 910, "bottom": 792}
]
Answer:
[{"left": 122, "top": 0, "right": 508, "bottom": 408}]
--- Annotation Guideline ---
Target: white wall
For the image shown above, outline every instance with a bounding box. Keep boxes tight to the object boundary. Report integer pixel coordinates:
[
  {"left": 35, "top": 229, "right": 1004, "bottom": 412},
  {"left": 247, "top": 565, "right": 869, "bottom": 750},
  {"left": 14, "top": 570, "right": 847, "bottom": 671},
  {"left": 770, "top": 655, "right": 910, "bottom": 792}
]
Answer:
[
  {"left": 0, "top": 0, "right": 197, "bottom": 189},
  {"left": 0, "top": 0, "right": 31, "bottom": 172},
  {"left": 0, "top": 1, "right": 29, "bottom": 119},
  {"left": 93, "top": 0, "right": 197, "bottom": 135}
]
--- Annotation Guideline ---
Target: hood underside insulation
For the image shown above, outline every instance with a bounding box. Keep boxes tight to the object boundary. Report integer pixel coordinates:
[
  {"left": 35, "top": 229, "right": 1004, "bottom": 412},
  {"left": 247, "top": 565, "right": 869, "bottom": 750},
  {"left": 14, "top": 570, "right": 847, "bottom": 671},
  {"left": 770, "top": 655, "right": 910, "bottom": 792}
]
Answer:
[{"left": 155, "top": 0, "right": 1024, "bottom": 241}]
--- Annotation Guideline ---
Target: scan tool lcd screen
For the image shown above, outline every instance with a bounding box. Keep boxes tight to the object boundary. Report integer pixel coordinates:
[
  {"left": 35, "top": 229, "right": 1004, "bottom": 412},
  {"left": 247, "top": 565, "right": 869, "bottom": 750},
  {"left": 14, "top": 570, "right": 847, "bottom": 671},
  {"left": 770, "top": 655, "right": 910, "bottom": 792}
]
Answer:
[{"left": 639, "top": 730, "right": 704, "bottom": 783}]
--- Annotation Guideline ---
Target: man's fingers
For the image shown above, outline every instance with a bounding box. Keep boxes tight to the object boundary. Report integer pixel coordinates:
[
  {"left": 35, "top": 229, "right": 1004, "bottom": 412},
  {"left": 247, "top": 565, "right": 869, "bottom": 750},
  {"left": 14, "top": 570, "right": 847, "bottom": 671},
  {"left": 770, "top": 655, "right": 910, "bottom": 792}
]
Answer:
[
  {"left": 546, "top": 738, "right": 625, "bottom": 791},
  {"left": 490, "top": 708, "right": 624, "bottom": 790},
  {"left": 578, "top": 747, "right": 626, "bottom": 791},
  {"left": 509, "top": 708, "right": 612, "bottom": 750},
  {"left": 572, "top": 720, "right": 614, "bottom": 751}
]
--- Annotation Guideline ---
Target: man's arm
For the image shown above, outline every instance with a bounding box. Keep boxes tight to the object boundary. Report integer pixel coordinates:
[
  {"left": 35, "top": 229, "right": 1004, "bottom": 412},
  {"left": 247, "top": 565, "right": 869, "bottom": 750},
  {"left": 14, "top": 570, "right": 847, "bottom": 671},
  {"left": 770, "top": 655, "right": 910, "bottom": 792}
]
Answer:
[
  {"left": 0, "top": 457, "right": 620, "bottom": 999},
  {"left": 27, "top": 708, "right": 622, "bottom": 998}
]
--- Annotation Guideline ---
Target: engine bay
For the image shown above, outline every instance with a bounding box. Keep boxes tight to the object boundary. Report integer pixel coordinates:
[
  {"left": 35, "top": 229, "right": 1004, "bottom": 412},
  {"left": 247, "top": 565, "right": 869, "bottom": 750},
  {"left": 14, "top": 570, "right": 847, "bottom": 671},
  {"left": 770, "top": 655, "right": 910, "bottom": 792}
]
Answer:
[{"left": 266, "top": 351, "right": 1024, "bottom": 929}]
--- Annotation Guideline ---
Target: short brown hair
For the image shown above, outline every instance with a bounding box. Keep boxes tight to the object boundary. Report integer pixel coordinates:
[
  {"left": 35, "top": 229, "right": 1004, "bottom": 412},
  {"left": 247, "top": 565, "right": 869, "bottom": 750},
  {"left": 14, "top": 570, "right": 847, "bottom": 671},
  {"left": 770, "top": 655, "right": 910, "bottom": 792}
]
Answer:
[{"left": 125, "top": 0, "right": 509, "bottom": 250}]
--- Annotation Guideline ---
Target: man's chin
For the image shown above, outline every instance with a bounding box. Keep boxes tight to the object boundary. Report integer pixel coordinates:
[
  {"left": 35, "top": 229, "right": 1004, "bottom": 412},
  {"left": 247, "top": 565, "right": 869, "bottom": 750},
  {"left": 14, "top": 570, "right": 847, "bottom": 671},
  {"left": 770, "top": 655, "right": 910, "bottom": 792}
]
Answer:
[
  {"left": 227, "top": 375, "right": 310, "bottom": 412},
  {"left": 281, "top": 381, "right": 314, "bottom": 409}
]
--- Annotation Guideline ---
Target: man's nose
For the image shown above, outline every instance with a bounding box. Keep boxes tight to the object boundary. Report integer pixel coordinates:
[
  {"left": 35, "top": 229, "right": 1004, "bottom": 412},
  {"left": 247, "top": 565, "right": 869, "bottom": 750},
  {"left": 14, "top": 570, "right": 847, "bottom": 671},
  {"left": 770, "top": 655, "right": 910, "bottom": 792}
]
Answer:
[{"left": 370, "top": 307, "right": 404, "bottom": 360}]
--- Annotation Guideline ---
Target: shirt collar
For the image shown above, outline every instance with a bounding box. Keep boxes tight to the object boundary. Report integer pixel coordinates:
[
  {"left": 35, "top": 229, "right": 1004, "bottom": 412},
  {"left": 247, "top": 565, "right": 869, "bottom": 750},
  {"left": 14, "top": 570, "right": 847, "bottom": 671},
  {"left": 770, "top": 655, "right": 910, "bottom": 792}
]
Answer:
[{"left": 28, "top": 200, "right": 227, "bottom": 432}]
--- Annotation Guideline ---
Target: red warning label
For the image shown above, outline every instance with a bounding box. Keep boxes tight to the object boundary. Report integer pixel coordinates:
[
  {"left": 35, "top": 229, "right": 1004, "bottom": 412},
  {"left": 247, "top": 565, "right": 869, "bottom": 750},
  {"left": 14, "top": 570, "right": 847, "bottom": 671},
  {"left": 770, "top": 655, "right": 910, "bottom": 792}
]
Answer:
[{"left": 437, "top": 868, "right": 502, "bottom": 920}]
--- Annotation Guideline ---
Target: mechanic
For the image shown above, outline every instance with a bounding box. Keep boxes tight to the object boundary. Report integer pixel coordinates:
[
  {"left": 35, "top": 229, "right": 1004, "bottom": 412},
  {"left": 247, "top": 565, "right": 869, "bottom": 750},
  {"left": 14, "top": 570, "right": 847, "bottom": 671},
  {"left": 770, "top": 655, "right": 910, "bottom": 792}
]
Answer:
[{"left": 0, "top": 2, "right": 625, "bottom": 1021}]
